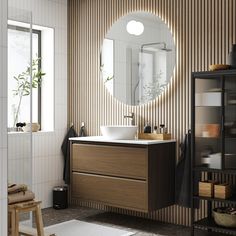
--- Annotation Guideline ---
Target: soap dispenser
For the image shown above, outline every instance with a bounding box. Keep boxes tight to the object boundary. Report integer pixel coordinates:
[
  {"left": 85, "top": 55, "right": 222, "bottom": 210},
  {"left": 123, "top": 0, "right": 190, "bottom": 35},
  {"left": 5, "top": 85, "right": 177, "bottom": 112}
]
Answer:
[
  {"left": 144, "top": 121, "right": 151, "bottom": 133},
  {"left": 79, "top": 122, "right": 86, "bottom": 137}
]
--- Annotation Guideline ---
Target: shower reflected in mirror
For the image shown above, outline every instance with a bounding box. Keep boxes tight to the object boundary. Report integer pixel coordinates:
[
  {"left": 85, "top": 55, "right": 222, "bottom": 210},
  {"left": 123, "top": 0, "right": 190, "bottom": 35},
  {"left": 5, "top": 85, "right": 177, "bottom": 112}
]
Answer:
[{"left": 101, "top": 11, "right": 176, "bottom": 106}]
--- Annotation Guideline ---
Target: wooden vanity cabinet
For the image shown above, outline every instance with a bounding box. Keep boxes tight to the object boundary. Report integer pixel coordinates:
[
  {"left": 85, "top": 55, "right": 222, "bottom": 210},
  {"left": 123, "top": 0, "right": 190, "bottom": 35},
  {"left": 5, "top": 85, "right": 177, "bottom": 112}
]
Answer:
[{"left": 70, "top": 141, "right": 175, "bottom": 212}]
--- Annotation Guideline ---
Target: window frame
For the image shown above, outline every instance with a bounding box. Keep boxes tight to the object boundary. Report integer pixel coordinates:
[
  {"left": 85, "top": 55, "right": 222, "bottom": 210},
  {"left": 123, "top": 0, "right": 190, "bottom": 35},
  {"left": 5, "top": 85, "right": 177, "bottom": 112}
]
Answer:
[{"left": 8, "top": 24, "right": 42, "bottom": 127}]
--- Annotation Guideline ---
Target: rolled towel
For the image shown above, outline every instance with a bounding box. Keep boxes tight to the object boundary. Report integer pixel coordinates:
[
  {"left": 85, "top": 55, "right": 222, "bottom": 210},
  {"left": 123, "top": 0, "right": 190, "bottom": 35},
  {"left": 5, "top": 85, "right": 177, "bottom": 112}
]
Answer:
[
  {"left": 8, "top": 184, "right": 28, "bottom": 194},
  {"left": 8, "top": 190, "right": 35, "bottom": 204}
]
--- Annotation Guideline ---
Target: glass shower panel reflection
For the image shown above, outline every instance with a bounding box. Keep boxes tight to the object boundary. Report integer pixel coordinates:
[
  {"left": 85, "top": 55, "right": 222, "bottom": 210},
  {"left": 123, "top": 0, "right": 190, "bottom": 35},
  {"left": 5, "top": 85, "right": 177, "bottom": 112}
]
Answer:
[
  {"left": 137, "top": 49, "right": 168, "bottom": 105},
  {"left": 7, "top": 8, "right": 33, "bottom": 195}
]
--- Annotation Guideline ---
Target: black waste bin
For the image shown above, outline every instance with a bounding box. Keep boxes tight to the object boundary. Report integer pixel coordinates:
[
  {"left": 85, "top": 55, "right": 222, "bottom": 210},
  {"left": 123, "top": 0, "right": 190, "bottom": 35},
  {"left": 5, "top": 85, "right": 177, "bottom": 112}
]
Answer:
[{"left": 53, "top": 186, "right": 68, "bottom": 209}]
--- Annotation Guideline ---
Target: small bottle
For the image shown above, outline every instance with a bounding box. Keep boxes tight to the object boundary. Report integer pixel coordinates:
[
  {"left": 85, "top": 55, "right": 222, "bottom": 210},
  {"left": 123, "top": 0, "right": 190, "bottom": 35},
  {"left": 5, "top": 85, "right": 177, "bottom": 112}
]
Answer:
[
  {"left": 153, "top": 126, "right": 158, "bottom": 134},
  {"left": 160, "top": 124, "right": 165, "bottom": 134},
  {"left": 161, "top": 125, "right": 168, "bottom": 134},
  {"left": 144, "top": 122, "right": 151, "bottom": 133}
]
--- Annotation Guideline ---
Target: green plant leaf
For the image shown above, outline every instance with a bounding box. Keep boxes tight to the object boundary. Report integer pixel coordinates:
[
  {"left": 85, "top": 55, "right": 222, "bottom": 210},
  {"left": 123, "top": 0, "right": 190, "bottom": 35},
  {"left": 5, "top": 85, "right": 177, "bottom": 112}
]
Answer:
[{"left": 12, "top": 57, "right": 46, "bottom": 126}]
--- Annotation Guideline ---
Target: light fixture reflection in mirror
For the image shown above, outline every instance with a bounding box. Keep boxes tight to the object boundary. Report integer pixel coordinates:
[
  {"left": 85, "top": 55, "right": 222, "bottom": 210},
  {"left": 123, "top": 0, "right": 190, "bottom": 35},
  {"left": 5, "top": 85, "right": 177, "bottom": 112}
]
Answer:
[
  {"left": 126, "top": 20, "right": 144, "bottom": 36},
  {"left": 101, "top": 11, "right": 176, "bottom": 106}
]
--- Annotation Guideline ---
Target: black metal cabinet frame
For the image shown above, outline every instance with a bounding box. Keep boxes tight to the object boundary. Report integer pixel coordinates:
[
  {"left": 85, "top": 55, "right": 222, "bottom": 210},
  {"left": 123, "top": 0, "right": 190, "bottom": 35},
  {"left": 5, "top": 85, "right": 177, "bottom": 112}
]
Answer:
[{"left": 191, "top": 70, "right": 236, "bottom": 236}]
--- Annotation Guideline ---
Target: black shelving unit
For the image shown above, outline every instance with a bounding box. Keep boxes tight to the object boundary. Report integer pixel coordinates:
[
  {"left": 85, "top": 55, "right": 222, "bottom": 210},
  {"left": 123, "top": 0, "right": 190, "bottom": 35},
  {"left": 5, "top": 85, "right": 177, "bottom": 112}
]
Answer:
[{"left": 191, "top": 70, "right": 236, "bottom": 236}]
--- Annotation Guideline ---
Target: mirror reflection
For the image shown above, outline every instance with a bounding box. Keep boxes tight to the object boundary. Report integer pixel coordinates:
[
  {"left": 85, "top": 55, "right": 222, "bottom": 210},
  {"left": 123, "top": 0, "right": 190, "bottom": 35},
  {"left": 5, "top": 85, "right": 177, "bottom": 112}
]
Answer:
[{"left": 101, "top": 11, "right": 176, "bottom": 106}]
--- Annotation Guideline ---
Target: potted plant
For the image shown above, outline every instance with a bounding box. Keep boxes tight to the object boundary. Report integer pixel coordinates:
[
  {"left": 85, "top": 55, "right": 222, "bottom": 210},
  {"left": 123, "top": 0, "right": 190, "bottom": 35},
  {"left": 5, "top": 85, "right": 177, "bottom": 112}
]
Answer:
[{"left": 12, "top": 57, "right": 46, "bottom": 128}]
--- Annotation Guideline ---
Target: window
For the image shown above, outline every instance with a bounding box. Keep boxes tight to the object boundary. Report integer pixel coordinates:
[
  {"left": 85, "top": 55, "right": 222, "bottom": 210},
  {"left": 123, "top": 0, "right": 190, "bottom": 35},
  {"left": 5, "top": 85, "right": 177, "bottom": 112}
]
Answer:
[
  {"left": 8, "top": 25, "right": 42, "bottom": 128},
  {"left": 8, "top": 22, "right": 54, "bottom": 131},
  {"left": 101, "top": 38, "right": 114, "bottom": 95}
]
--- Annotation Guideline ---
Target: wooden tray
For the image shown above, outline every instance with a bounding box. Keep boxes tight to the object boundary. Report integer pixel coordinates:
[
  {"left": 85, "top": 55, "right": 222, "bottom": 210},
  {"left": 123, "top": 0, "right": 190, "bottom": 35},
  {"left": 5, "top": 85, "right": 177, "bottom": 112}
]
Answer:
[{"left": 138, "top": 133, "right": 171, "bottom": 140}]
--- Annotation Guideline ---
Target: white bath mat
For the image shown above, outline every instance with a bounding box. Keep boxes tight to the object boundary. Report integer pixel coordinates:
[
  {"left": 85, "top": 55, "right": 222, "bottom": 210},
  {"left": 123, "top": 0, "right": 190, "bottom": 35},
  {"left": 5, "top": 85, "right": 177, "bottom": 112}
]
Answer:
[{"left": 45, "top": 219, "right": 135, "bottom": 236}]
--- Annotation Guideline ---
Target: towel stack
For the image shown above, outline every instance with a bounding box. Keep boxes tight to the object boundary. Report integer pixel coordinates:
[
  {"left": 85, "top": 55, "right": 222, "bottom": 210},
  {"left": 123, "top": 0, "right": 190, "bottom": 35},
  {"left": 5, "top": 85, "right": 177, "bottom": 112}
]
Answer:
[{"left": 8, "top": 184, "right": 35, "bottom": 204}]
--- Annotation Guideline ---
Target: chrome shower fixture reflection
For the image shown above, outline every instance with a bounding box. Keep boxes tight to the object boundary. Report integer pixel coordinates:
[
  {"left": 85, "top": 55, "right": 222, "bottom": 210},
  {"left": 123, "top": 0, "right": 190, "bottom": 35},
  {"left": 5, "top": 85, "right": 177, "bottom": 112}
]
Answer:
[{"left": 141, "top": 42, "right": 172, "bottom": 52}]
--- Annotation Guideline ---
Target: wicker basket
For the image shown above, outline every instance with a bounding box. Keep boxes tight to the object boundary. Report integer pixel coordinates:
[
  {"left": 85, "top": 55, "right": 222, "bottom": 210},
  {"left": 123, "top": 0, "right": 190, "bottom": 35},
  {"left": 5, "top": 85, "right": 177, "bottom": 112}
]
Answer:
[
  {"left": 213, "top": 208, "right": 236, "bottom": 228},
  {"left": 209, "top": 64, "right": 230, "bottom": 71}
]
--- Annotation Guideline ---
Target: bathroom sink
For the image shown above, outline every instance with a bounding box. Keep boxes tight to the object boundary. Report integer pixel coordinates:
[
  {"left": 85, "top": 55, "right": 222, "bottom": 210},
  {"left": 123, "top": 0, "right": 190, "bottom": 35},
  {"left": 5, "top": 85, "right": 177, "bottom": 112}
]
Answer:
[{"left": 100, "top": 125, "right": 138, "bottom": 140}]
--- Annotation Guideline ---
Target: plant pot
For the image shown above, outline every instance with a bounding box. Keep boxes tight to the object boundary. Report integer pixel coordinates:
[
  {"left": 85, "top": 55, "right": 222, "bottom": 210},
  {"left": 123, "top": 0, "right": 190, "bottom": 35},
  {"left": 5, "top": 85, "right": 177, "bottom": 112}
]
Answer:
[{"left": 228, "top": 44, "right": 236, "bottom": 69}]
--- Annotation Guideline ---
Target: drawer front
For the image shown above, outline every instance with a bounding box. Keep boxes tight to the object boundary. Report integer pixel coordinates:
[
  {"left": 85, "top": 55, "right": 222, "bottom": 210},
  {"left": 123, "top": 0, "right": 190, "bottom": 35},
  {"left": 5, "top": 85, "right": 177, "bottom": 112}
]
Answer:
[
  {"left": 72, "top": 144, "right": 147, "bottom": 179},
  {"left": 72, "top": 172, "right": 148, "bottom": 211}
]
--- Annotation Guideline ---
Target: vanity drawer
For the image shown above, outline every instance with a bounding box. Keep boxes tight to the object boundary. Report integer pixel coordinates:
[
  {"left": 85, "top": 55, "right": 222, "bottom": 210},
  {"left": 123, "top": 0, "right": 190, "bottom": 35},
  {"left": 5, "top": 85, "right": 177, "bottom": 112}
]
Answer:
[
  {"left": 72, "top": 144, "right": 147, "bottom": 179},
  {"left": 72, "top": 172, "right": 148, "bottom": 211}
]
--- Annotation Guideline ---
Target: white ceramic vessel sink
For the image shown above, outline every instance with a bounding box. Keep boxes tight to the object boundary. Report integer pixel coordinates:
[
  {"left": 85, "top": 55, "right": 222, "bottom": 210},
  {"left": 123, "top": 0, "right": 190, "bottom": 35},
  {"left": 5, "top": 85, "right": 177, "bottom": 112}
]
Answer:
[{"left": 100, "top": 125, "right": 138, "bottom": 140}]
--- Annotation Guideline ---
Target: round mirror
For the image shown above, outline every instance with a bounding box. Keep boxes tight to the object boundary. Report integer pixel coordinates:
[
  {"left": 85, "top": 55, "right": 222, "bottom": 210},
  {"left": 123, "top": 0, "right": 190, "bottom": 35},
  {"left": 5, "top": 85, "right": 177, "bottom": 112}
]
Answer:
[{"left": 100, "top": 11, "right": 176, "bottom": 106}]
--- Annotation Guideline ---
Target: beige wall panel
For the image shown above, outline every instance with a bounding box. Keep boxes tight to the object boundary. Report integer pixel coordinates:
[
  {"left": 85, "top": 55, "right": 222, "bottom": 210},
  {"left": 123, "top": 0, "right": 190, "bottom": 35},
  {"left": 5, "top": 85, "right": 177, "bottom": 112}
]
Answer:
[{"left": 68, "top": 0, "right": 236, "bottom": 226}]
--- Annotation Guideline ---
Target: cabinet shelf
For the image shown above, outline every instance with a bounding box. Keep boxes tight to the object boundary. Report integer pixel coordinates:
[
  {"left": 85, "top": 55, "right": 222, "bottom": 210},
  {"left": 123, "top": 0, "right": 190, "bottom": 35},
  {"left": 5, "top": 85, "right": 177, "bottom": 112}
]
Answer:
[
  {"left": 195, "top": 106, "right": 221, "bottom": 108},
  {"left": 195, "top": 136, "right": 220, "bottom": 139},
  {"left": 226, "top": 104, "right": 236, "bottom": 106},
  {"left": 194, "top": 195, "right": 236, "bottom": 205},
  {"left": 194, "top": 166, "right": 236, "bottom": 174},
  {"left": 194, "top": 229, "right": 235, "bottom": 236},
  {"left": 192, "top": 69, "right": 236, "bottom": 77},
  {"left": 195, "top": 136, "right": 236, "bottom": 139},
  {"left": 193, "top": 217, "right": 236, "bottom": 235}
]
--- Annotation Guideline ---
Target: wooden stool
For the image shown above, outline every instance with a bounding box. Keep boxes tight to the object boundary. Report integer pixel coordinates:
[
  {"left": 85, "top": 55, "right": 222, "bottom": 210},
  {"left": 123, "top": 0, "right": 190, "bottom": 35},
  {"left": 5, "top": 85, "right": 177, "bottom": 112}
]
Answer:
[{"left": 8, "top": 200, "right": 45, "bottom": 236}]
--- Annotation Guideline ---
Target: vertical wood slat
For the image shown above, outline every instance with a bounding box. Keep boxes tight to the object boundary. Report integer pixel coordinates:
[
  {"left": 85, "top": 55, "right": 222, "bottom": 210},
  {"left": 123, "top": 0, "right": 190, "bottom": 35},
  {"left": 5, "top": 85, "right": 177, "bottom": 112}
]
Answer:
[{"left": 68, "top": 0, "right": 236, "bottom": 226}]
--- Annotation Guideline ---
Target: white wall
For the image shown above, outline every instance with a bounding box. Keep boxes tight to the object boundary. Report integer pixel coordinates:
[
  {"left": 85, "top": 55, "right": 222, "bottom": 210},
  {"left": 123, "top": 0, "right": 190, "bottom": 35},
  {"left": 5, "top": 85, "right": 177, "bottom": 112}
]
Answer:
[
  {"left": 8, "top": 131, "right": 66, "bottom": 208},
  {"left": 0, "top": 0, "right": 8, "bottom": 234},
  {"left": 8, "top": 0, "right": 68, "bottom": 208}
]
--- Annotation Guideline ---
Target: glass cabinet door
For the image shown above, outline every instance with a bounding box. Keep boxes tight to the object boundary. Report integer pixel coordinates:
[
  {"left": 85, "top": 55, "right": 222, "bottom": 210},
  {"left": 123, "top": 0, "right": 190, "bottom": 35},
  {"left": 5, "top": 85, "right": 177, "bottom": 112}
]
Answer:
[
  {"left": 224, "top": 75, "right": 236, "bottom": 169},
  {"left": 194, "top": 76, "right": 222, "bottom": 169}
]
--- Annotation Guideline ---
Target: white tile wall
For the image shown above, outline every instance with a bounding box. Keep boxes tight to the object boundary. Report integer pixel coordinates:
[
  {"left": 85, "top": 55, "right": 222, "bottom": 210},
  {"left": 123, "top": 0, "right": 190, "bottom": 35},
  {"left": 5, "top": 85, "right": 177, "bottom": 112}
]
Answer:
[
  {"left": 8, "top": 133, "right": 31, "bottom": 187},
  {"left": 0, "top": 0, "right": 8, "bottom": 234},
  {"left": 8, "top": 0, "right": 68, "bottom": 208},
  {"left": 32, "top": 131, "right": 65, "bottom": 207}
]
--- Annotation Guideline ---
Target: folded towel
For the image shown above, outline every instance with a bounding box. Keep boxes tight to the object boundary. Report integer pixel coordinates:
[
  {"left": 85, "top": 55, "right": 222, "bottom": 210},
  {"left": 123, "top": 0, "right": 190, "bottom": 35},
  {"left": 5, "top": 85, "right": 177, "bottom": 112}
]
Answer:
[
  {"left": 8, "top": 184, "right": 28, "bottom": 194},
  {"left": 8, "top": 190, "right": 35, "bottom": 204}
]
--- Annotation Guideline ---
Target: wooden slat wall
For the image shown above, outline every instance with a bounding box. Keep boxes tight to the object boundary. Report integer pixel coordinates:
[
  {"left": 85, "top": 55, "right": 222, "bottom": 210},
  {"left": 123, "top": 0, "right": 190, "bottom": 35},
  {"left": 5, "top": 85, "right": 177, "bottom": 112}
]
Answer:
[{"left": 68, "top": 0, "right": 236, "bottom": 226}]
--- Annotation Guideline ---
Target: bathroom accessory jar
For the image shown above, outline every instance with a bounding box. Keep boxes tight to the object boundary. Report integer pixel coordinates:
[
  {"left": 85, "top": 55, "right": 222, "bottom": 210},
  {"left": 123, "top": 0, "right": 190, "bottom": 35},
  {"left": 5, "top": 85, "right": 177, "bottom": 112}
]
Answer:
[
  {"left": 22, "top": 123, "right": 40, "bottom": 132},
  {"left": 144, "top": 122, "right": 151, "bottom": 133}
]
